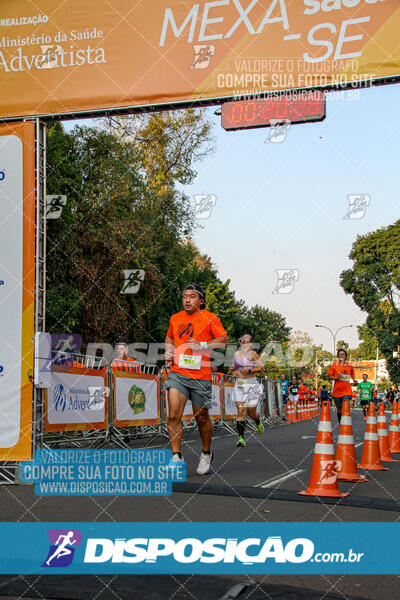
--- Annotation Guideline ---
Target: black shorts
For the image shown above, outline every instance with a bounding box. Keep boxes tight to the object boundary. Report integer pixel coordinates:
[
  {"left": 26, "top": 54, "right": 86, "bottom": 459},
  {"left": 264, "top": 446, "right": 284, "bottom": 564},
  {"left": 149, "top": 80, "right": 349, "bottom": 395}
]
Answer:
[
  {"left": 360, "top": 399, "right": 369, "bottom": 406},
  {"left": 333, "top": 395, "right": 352, "bottom": 411}
]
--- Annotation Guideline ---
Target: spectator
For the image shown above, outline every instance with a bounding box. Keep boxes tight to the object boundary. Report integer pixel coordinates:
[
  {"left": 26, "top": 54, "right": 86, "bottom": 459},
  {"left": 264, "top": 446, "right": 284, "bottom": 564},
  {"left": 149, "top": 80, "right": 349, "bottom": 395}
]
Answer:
[{"left": 111, "top": 336, "right": 140, "bottom": 372}]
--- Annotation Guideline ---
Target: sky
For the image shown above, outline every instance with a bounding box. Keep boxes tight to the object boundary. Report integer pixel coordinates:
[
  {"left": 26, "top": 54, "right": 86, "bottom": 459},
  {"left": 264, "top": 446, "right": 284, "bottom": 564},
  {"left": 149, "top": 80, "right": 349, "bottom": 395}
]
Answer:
[{"left": 63, "top": 83, "right": 400, "bottom": 352}]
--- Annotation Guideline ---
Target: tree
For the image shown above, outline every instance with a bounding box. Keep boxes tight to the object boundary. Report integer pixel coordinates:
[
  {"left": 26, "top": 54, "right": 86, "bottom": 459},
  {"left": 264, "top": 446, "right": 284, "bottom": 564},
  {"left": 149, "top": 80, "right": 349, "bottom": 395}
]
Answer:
[
  {"left": 336, "top": 339, "right": 349, "bottom": 352},
  {"left": 244, "top": 305, "right": 291, "bottom": 346},
  {"left": 340, "top": 220, "right": 400, "bottom": 381},
  {"left": 349, "top": 323, "right": 378, "bottom": 360},
  {"left": 45, "top": 121, "right": 291, "bottom": 358},
  {"left": 102, "top": 109, "right": 215, "bottom": 194},
  {"left": 290, "top": 330, "right": 313, "bottom": 346},
  {"left": 46, "top": 123, "right": 207, "bottom": 343}
]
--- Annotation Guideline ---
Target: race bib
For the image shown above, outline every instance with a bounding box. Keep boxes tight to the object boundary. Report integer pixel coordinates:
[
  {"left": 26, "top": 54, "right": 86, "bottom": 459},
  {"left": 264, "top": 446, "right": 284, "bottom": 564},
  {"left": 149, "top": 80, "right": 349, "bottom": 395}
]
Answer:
[
  {"left": 339, "top": 373, "right": 350, "bottom": 381},
  {"left": 237, "top": 379, "right": 246, "bottom": 386},
  {"left": 178, "top": 354, "right": 201, "bottom": 370}
]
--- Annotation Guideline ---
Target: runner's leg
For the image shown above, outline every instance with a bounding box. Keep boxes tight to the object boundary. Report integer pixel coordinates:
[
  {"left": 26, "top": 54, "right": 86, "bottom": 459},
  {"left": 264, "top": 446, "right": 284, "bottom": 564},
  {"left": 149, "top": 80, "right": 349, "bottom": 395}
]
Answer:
[
  {"left": 236, "top": 403, "right": 246, "bottom": 444},
  {"left": 248, "top": 405, "right": 259, "bottom": 423},
  {"left": 193, "top": 404, "right": 212, "bottom": 452},
  {"left": 167, "top": 387, "right": 188, "bottom": 454}
]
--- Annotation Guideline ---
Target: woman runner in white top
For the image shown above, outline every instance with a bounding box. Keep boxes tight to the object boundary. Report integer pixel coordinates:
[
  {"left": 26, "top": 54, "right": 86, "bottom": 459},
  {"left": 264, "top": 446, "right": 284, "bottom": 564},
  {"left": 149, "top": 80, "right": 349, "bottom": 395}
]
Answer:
[{"left": 229, "top": 334, "right": 265, "bottom": 447}]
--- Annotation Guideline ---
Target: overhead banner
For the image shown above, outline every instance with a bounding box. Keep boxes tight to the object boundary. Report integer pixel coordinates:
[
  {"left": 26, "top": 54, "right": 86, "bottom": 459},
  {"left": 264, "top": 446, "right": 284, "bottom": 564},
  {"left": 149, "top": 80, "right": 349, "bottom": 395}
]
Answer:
[
  {"left": 0, "top": 1, "right": 400, "bottom": 119},
  {"left": 0, "top": 121, "right": 35, "bottom": 461},
  {"left": 45, "top": 369, "right": 108, "bottom": 432}
]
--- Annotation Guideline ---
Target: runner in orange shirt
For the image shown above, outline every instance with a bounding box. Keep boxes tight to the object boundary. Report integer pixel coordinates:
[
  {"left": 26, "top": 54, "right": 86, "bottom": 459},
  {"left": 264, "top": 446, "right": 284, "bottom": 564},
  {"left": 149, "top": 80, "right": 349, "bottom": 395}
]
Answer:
[
  {"left": 298, "top": 378, "right": 308, "bottom": 401},
  {"left": 328, "top": 348, "right": 358, "bottom": 423},
  {"left": 164, "top": 284, "right": 228, "bottom": 475}
]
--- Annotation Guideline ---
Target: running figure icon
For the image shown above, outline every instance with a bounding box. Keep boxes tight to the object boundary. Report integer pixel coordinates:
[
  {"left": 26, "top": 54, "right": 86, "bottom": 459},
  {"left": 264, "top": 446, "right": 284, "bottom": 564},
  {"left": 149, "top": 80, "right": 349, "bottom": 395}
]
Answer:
[{"left": 45, "top": 531, "right": 77, "bottom": 566}]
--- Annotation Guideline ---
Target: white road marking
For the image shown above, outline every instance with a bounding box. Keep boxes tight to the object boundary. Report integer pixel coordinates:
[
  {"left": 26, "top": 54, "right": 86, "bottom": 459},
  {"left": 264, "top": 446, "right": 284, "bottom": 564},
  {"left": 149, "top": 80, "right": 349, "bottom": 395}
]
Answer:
[{"left": 256, "top": 468, "right": 304, "bottom": 488}]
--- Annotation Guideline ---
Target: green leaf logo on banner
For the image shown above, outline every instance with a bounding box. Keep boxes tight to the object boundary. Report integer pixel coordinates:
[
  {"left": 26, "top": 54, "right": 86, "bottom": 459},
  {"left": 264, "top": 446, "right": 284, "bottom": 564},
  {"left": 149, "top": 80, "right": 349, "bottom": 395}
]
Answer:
[{"left": 128, "top": 385, "right": 146, "bottom": 415}]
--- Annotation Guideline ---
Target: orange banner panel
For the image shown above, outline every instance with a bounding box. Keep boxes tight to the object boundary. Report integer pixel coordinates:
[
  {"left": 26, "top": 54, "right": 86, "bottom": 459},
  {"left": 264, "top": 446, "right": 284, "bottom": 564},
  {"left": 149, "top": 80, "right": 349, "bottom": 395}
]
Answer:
[
  {"left": 0, "top": 121, "right": 34, "bottom": 461},
  {"left": 0, "top": 1, "right": 399, "bottom": 119},
  {"left": 45, "top": 367, "right": 108, "bottom": 432}
]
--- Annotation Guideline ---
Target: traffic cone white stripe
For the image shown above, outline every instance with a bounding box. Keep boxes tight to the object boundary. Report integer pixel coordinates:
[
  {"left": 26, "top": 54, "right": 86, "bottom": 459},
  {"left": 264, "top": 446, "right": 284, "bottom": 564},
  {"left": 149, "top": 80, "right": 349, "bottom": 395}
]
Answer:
[
  {"left": 366, "top": 417, "right": 375, "bottom": 424},
  {"left": 340, "top": 416, "right": 352, "bottom": 425},
  {"left": 314, "top": 443, "right": 335, "bottom": 454},
  {"left": 318, "top": 422, "right": 332, "bottom": 432},
  {"left": 378, "top": 429, "right": 388, "bottom": 437},
  {"left": 338, "top": 434, "right": 354, "bottom": 444},
  {"left": 364, "top": 432, "right": 379, "bottom": 441},
  {"left": 377, "top": 417, "right": 386, "bottom": 423}
]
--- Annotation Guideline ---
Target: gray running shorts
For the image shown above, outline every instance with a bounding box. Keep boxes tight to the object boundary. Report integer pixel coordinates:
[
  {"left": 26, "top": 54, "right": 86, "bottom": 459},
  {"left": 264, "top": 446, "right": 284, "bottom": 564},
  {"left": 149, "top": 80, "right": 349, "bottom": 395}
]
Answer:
[{"left": 165, "top": 371, "right": 212, "bottom": 409}]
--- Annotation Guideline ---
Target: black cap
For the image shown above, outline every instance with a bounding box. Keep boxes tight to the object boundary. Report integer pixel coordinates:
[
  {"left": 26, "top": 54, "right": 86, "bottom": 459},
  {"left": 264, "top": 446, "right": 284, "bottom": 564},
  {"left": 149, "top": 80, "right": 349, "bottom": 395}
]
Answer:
[
  {"left": 114, "top": 335, "right": 129, "bottom": 347},
  {"left": 184, "top": 283, "right": 206, "bottom": 309}
]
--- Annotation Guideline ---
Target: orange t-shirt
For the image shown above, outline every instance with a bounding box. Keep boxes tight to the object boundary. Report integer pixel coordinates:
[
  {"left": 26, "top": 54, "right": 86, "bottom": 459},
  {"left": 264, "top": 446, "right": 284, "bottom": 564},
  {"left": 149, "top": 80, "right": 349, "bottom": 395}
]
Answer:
[
  {"left": 328, "top": 362, "right": 355, "bottom": 397},
  {"left": 298, "top": 384, "right": 308, "bottom": 400},
  {"left": 167, "top": 309, "right": 227, "bottom": 380},
  {"left": 111, "top": 357, "right": 140, "bottom": 373}
]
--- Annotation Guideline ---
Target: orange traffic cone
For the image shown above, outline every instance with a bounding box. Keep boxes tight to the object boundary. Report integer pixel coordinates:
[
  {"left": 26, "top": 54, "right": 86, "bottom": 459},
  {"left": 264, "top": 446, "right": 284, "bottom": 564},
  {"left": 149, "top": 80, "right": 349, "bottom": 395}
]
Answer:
[
  {"left": 299, "top": 400, "right": 348, "bottom": 497},
  {"left": 358, "top": 402, "right": 389, "bottom": 471},
  {"left": 388, "top": 400, "right": 400, "bottom": 453},
  {"left": 286, "top": 400, "right": 294, "bottom": 423},
  {"left": 336, "top": 399, "right": 367, "bottom": 482},
  {"left": 377, "top": 401, "right": 399, "bottom": 462},
  {"left": 297, "top": 400, "right": 302, "bottom": 421}
]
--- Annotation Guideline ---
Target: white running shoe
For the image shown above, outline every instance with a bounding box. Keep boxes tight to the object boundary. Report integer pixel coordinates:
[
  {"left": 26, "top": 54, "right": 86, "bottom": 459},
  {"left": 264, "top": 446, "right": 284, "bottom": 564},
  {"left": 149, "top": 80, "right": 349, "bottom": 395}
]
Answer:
[
  {"left": 166, "top": 454, "right": 185, "bottom": 472},
  {"left": 196, "top": 451, "right": 213, "bottom": 475}
]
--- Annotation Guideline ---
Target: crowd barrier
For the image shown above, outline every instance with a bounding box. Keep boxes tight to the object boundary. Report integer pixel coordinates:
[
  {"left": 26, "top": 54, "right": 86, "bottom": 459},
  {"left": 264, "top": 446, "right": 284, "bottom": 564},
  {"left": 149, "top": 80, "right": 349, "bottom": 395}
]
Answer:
[
  {"left": 35, "top": 360, "right": 297, "bottom": 450},
  {"left": 1, "top": 355, "right": 321, "bottom": 484}
]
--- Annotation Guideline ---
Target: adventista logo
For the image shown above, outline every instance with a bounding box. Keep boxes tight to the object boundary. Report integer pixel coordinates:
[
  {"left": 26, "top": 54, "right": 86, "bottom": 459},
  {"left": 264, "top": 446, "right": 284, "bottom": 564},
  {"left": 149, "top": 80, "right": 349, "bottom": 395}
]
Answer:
[
  {"left": 53, "top": 383, "right": 67, "bottom": 412},
  {"left": 42, "top": 529, "right": 82, "bottom": 567},
  {"left": 0, "top": 170, "right": 5, "bottom": 181}
]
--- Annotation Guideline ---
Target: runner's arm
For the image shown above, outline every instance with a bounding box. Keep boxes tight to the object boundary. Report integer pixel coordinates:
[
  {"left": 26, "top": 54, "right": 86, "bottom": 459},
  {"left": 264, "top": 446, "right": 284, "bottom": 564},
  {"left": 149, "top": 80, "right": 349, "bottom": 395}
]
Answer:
[
  {"left": 246, "top": 351, "right": 264, "bottom": 374},
  {"left": 327, "top": 366, "right": 338, "bottom": 381},
  {"left": 187, "top": 334, "right": 228, "bottom": 351},
  {"left": 164, "top": 334, "right": 174, "bottom": 366}
]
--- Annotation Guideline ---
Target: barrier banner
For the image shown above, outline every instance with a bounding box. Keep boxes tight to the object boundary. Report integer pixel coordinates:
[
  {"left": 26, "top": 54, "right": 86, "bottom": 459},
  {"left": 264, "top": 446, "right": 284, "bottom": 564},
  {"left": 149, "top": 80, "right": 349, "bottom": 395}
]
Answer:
[
  {"left": 276, "top": 382, "right": 283, "bottom": 416},
  {"left": 114, "top": 372, "right": 160, "bottom": 427},
  {"left": 267, "top": 380, "right": 276, "bottom": 417},
  {"left": 0, "top": 522, "right": 399, "bottom": 574},
  {"left": 1, "top": 2, "right": 400, "bottom": 120},
  {"left": 223, "top": 383, "right": 237, "bottom": 419},
  {"left": 210, "top": 383, "right": 222, "bottom": 420},
  {"left": 163, "top": 389, "right": 194, "bottom": 421},
  {"left": 45, "top": 368, "right": 108, "bottom": 432},
  {"left": 0, "top": 121, "right": 34, "bottom": 460}
]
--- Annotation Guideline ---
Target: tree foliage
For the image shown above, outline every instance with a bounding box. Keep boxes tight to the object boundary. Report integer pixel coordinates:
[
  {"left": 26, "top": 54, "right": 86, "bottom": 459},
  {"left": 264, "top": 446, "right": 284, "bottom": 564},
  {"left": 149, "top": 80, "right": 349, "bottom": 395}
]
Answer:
[
  {"left": 340, "top": 220, "right": 400, "bottom": 381},
  {"left": 45, "top": 117, "right": 291, "bottom": 354}
]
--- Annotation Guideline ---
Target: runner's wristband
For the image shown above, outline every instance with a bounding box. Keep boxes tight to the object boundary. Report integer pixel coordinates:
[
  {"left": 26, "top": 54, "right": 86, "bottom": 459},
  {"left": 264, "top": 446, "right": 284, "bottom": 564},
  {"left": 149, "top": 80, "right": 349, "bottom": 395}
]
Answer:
[{"left": 200, "top": 341, "right": 208, "bottom": 349}]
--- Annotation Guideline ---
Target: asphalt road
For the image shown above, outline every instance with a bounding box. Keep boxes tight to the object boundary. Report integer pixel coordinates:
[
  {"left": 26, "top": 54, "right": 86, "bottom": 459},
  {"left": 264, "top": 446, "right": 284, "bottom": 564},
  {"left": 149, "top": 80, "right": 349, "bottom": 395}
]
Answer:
[{"left": 0, "top": 408, "right": 399, "bottom": 599}]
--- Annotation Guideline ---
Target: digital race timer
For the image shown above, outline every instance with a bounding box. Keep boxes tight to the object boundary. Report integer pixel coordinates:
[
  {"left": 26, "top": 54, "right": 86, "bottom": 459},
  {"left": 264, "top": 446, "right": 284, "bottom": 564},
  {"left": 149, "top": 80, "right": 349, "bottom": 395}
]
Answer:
[{"left": 221, "top": 92, "right": 326, "bottom": 131}]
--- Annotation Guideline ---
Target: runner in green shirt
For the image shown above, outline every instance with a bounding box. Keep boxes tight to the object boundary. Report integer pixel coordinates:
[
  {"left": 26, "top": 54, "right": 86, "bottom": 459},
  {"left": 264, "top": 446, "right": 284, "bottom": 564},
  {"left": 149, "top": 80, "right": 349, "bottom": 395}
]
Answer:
[{"left": 357, "top": 374, "right": 374, "bottom": 419}]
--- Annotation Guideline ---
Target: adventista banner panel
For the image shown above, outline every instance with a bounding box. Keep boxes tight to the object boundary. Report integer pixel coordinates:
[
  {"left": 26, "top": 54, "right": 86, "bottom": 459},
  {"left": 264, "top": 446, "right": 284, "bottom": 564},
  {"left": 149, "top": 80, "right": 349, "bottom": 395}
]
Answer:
[
  {"left": 0, "top": 122, "right": 35, "bottom": 460},
  {"left": 0, "top": 1, "right": 399, "bottom": 119}
]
